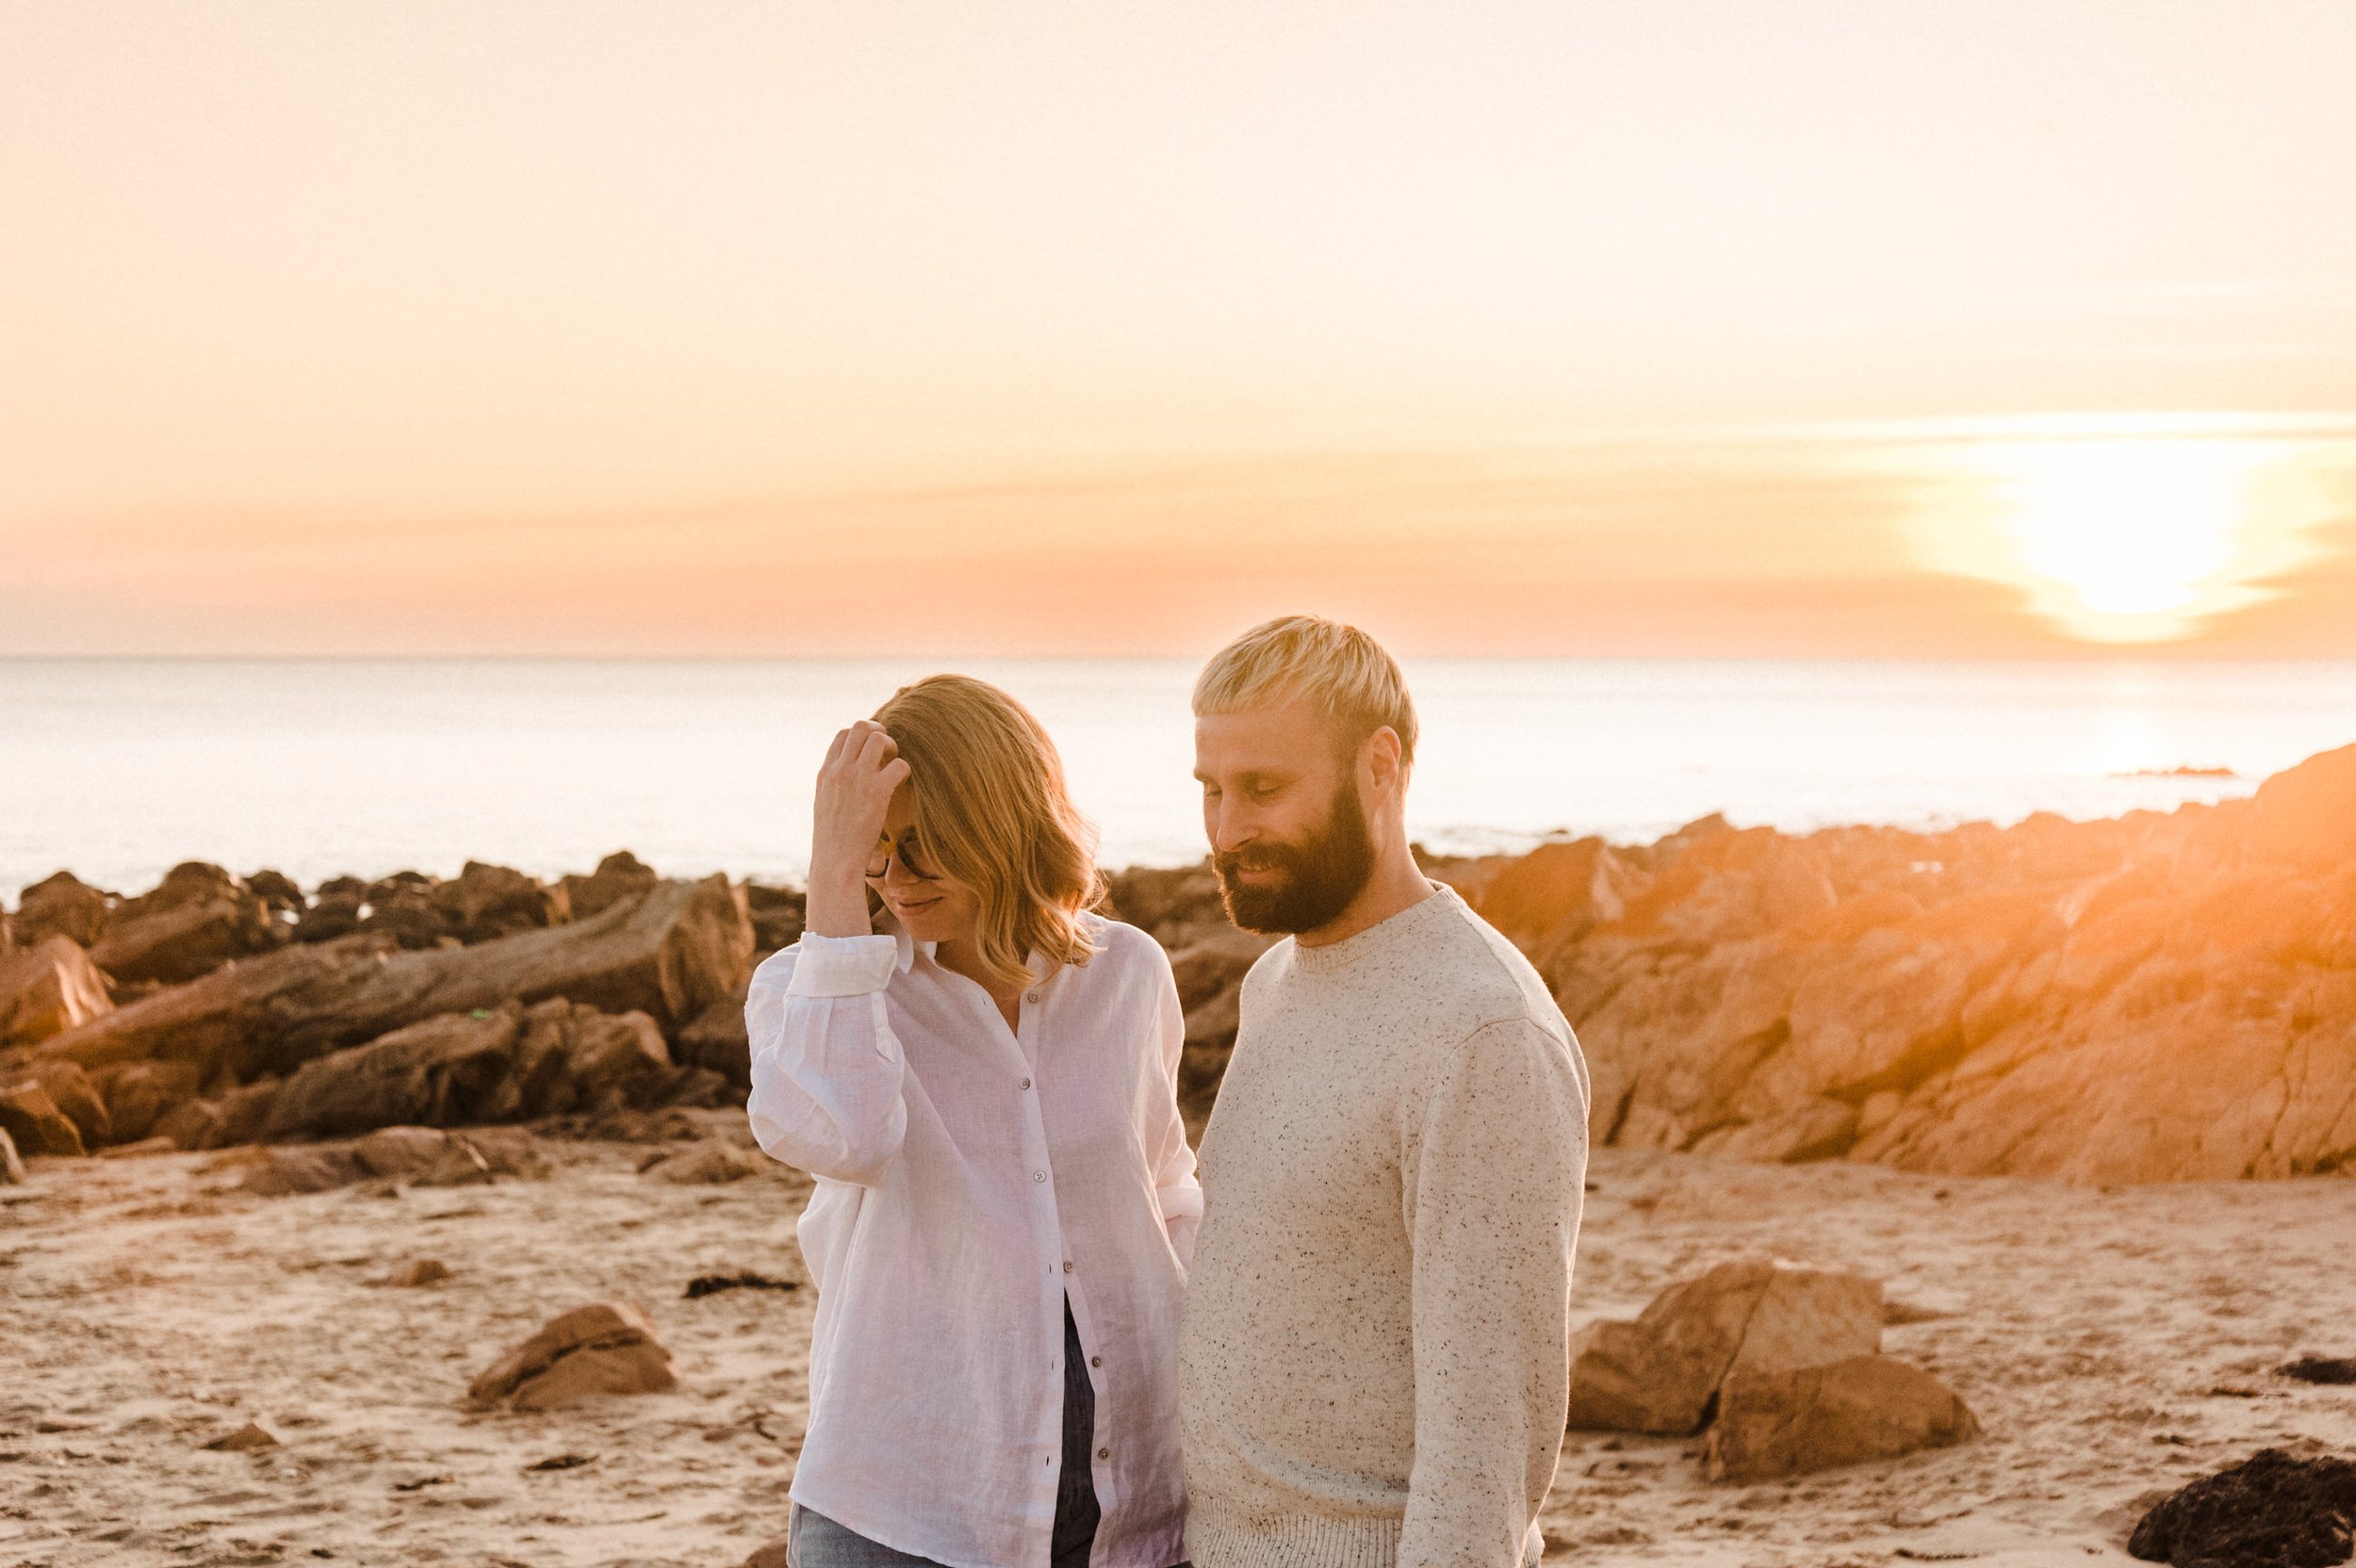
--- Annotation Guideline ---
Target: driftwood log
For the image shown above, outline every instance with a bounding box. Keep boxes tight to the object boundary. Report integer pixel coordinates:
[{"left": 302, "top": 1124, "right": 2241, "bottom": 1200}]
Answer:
[{"left": 33, "top": 875, "right": 750, "bottom": 1084}]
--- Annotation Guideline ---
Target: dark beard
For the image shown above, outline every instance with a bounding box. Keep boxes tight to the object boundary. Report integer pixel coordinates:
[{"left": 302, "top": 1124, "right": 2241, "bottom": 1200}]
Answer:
[{"left": 1215, "top": 775, "right": 1378, "bottom": 935}]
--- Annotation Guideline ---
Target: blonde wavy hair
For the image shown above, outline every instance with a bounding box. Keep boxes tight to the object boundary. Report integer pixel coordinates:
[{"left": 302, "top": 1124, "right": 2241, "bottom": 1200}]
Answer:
[{"left": 873, "top": 675, "right": 1104, "bottom": 992}]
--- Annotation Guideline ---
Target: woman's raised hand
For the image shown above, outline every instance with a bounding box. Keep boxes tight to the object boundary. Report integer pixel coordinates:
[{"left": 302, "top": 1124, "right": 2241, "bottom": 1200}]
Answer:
[{"left": 806, "top": 719, "right": 911, "bottom": 938}]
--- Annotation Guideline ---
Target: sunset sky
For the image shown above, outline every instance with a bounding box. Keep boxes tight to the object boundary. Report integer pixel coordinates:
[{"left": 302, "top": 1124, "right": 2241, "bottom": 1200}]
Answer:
[{"left": 5, "top": 2, "right": 2354, "bottom": 657}]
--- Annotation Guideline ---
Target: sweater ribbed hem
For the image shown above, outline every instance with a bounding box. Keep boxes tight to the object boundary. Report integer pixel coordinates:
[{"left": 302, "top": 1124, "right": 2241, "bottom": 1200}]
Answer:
[{"left": 1184, "top": 1505, "right": 1399, "bottom": 1568}]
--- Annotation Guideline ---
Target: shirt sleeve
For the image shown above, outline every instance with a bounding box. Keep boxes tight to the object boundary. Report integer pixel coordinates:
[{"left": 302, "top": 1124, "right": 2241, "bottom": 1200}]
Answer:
[
  {"left": 1148, "top": 950, "right": 1204, "bottom": 1271},
  {"left": 1398, "top": 1016, "right": 1590, "bottom": 1568},
  {"left": 744, "top": 934, "right": 910, "bottom": 1186}
]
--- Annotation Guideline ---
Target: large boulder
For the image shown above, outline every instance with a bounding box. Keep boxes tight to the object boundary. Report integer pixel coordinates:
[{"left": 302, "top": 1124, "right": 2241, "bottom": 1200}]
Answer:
[
  {"left": 467, "top": 1302, "right": 679, "bottom": 1411},
  {"left": 1567, "top": 1259, "right": 1883, "bottom": 1435},
  {"left": 11, "top": 873, "right": 112, "bottom": 948},
  {"left": 1702, "top": 1353, "right": 1979, "bottom": 1481},
  {"left": 0, "top": 936, "right": 114, "bottom": 1047}
]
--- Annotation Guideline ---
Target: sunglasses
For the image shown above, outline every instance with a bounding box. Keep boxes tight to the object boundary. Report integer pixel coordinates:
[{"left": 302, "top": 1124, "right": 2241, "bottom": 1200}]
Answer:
[{"left": 865, "top": 831, "right": 940, "bottom": 883}]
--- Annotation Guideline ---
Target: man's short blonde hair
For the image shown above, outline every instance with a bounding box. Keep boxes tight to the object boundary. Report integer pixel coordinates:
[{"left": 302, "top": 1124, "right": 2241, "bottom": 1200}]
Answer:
[{"left": 1192, "top": 614, "right": 1418, "bottom": 768}]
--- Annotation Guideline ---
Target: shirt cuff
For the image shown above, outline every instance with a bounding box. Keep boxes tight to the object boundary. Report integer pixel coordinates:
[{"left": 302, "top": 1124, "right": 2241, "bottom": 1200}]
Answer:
[
  {"left": 1156, "top": 1183, "right": 1205, "bottom": 1222},
  {"left": 784, "top": 933, "right": 900, "bottom": 999}
]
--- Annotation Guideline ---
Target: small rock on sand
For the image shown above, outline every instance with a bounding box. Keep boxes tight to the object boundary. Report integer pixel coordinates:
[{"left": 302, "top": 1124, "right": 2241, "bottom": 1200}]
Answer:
[
  {"left": 743, "top": 1542, "right": 791, "bottom": 1568},
  {"left": 468, "top": 1301, "right": 679, "bottom": 1412},
  {"left": 1702, "top": 1353, "right": 1979, "bottom": 1482},
  {"left": 202, "top": 1421, "right": 281, "bottom": 1452},
  {"left": 376, "top": 1259, "right": 452, "bottom": 1287},
  {"left": 0, "top": 1124, "right": 25, "bottom": 1184}
]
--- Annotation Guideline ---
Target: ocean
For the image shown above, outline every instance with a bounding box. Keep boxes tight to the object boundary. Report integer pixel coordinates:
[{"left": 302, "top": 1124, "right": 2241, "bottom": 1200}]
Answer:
[{"left": 5, "top": 658, "right": 2353, "bottom": 903}]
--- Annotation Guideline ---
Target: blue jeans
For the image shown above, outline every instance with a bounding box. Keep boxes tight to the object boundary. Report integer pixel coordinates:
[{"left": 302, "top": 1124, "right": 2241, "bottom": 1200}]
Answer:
[{"left": 790, "top": 1298, "right": 1101, "bottom": 1568}]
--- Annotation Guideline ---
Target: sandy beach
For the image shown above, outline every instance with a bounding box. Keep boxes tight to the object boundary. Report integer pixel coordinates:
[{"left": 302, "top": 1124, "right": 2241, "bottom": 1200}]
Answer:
[{"left": 5, "top": 1115, "right": 2351, "bottom": 1568}]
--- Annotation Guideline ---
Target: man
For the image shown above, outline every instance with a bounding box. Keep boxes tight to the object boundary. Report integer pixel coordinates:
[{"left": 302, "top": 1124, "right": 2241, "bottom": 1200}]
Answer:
[{"left": 1179, "top": 614, "right": 1591, "bottom": 1567}]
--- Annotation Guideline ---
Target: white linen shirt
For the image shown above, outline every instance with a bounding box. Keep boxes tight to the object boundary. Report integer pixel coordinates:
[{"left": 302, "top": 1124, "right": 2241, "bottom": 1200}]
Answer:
[{"left": 745, "top": 911, "right": 1201, "bottom": 1568}]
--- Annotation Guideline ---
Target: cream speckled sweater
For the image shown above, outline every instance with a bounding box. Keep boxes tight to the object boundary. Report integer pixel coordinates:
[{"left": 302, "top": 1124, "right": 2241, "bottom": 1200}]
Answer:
[{"left": 1179, "top": 884, "right": 1591, "bottom": 1568}]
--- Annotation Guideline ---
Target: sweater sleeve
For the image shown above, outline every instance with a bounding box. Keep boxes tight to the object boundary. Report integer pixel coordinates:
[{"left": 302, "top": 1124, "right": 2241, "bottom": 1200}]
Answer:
[
  {"left": 744, "top": 934, "right": 910, "bottom": 1186},
  {"left": 1398, "top": 1016, "right": 1590, "bottom": 1568}
]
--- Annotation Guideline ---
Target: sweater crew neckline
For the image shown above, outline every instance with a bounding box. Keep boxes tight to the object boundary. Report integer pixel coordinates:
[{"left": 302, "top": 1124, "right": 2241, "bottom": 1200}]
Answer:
[{"left": 1285, "top": 880, "right": 1459, "bottom": 973}]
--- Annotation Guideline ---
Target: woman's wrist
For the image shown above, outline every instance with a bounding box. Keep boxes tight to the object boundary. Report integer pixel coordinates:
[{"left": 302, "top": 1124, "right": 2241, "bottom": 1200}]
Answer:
[{"left": 804, "top": 863, "right": 874, "bottom": 939}]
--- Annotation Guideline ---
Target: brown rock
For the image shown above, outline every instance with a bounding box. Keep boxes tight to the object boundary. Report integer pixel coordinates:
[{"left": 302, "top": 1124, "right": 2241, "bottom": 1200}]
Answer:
[
  {"left": 743, "top": 883, "right": 805, "bottom": 954},
  {"left": 377, "top": 1258, "right": 452, "bottom": 1287},
  {"left": 0, "top": 936, "right": 114, "bottom": 1047},
  {"left": 1702, "top": 1353, "right": 1979, "bottom": 1481},
  {"left": 644, "top": 1141, "right": 763, "bottom": 1184},
  {"left": 94, "top": 1059, "right": 205, "bottom": 1143},
  {"left": 1567, "top": 1259, "right": 1883, "bottom": 1435},
  {"left": 352, "top": 1124, "right": 459, "bottom": 1178},
  {"left": 263, "top": 1005, "right": 527, "bottom": 1139},
  {"left": 25, "top": 1059, "right": 110, "bottom": 1148},
  {"left": 468, "top": 1301, "right": 678, "bottom": 1410},
  {"left": 237, "top": 1145, "right": 370, "bottom": 1195},
  {"left": 202, "top": 1420, "right": 282, "bottom": 1452},
  {"left": 743, "top": 1541, "right": 792, "bottom": 1568},
  {"left": 0, "top": 1078, "right": 87, "bottom": 1157},
  {"left": 432, "top": 861, "right": 567, "bottom": 943},
  {"left": 561, "top": 851, "right": 660, "bottom": 921},
  {"left": 0, "top": 1125, "right": 24, "bottom": 1183},
  {"left": 12, "top": 872, "right": 112, "bottom": 948},
  {"left": 153, "top": 1097, "right": 228, "bottom": 1152},
  {"left": 675, "top": 989, "right": 752, "bottom": 1085},
  {"left": 87, "top": 895, "right": 281, "bottom": 984}
]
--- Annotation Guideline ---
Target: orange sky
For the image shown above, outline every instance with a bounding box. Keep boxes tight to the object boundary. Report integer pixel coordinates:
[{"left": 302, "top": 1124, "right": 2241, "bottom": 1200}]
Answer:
[{"left": 5, "top": 4, "right": 2355, "bottom": 656}]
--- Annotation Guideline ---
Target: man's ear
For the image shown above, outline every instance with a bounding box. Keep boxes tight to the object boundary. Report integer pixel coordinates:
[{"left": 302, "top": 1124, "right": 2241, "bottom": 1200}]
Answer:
[{"left": 1363, "top": 725, "right": 1403, "bottom": 797}]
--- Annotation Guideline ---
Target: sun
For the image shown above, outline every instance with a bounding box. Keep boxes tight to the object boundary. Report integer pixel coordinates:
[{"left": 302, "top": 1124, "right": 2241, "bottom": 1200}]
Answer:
[{"left": 1910, "top": 423, "right": 2335, "bottom": 645}]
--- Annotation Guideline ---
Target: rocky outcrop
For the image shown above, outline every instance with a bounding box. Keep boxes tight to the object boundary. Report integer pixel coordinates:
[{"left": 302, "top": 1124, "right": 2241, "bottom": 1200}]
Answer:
[
  {"left": 467, "top": 1301, "right": 679, "bottom": 1411},
  {"left": 1566, "top": 1259, "right": 1883, "bottom": 1434},
  {"left": 37, "top": 874, "right": 749, "bottom": 1083},
  {"left": 1701, "top": 1353, "right": 1979, "bottom": 1481},
  {"left": 1475, "top": 741, "right": 2356, "bottom": 1183}
]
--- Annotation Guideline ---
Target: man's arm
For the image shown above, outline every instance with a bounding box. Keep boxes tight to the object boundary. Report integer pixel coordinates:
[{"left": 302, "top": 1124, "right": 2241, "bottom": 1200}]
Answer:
[{"left": 1399, "top": 1016, "right": 1590, "bottom": 1568}]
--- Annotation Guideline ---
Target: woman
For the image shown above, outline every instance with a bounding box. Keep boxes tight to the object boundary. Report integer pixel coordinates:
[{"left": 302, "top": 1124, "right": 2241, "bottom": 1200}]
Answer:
[{"left": 746, "top": 675, "right": 1199, "bottom": 1568}]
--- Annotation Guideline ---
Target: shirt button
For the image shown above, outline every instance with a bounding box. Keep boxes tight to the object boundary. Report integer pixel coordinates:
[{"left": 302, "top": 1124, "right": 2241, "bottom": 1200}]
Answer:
[
  {"left": 1096, "top": 1447, "right": 1110, "bottom": 1461},
  {"left": 1062, "top": 1261, "right": 1074, "bottom": 1273},
  {"left": 1020, "top": 1077, "right": 1031, "bottom": 1090},
  {"left": 1033, "top": 1170, "right": 1046, "bottom": 1184},
  {"left": 1026, "top": 991, "right": 1040, "bottom": 1004},
  {"left": 1089, "top": 1356, "right": 1102, "bottom": 1368}
]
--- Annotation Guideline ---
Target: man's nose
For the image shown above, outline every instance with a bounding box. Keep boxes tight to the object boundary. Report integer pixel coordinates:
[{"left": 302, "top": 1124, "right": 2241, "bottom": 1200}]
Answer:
[{"left": 1208, "top": 799, "right": 1255, "bottom": 856}]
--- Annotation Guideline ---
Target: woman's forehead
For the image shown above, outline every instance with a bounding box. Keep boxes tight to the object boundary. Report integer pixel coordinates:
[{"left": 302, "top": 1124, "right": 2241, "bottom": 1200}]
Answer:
[{"left": 880, "top": 785, "right": 919, "bottom": 836}]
